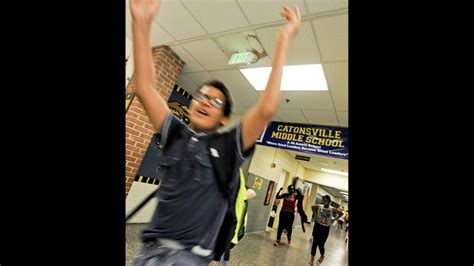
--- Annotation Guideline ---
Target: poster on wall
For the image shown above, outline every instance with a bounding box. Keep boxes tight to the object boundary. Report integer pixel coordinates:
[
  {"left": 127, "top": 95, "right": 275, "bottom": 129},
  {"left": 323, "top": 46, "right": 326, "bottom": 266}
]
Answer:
[
  {"left": 256, "top": 121, "right": 348, "bottom": 160},
  {"left": 167, "top": 84, "right": 192, "bottom": 124},
  {"left": 134, "top": 84, "right": 193, "bottom": 182},
  {"left": 252, "top": 177, "right": 263, "bottom": 190},
  {"left": 264, "top": 181, "right": 275, "bottom": 205}
]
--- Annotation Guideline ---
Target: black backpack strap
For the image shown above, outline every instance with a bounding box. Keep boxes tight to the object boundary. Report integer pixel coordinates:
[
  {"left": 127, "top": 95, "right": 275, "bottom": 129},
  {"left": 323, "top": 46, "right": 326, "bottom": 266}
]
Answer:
[{"left": 208, "top": 131, "right": 242, "bottom": 261}]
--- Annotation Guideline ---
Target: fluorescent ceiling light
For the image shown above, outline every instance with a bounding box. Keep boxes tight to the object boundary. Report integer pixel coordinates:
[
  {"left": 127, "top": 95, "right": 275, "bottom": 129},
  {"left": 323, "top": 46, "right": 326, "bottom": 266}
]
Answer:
[
  {"left": 239, "top": 64, "right": 328, "bottom": 91},
  {"left": 321, "top": 168, "right": 348, "bottom": 176},
  {"left": 340, "top": 192, "right": 349, "bottom": 195}
]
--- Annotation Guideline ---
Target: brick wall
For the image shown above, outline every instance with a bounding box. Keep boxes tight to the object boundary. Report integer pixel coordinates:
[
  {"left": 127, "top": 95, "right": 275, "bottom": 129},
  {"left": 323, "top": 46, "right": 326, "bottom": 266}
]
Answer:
[{"left": 125, "top": 46, "right": 185, "bottom": 197}]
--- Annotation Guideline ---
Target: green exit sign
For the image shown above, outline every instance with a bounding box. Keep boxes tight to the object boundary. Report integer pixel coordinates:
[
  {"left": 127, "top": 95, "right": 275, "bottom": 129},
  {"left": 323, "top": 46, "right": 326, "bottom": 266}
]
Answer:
[{"left": 228, "top": 51, "right": 257, "bottom": 65}]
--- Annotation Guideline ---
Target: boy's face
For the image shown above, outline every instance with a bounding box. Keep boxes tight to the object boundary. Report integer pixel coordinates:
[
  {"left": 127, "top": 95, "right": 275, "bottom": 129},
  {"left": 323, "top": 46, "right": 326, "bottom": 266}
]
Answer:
[
  {"left": 288, "top": 186, "right": 295, "bottom": 194},
  {"left": 189, "top": 86, "right": 228, "bottom": 132},
  {"left": 323, "top": 198, "right": 330, "bottom": 206}
]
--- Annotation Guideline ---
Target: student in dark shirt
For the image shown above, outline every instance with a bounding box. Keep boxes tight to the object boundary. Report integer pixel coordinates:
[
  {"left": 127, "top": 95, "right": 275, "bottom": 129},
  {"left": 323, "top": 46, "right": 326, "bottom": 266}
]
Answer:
[{"left": 129, "top": 0, "right": 301, "bottom": 264}]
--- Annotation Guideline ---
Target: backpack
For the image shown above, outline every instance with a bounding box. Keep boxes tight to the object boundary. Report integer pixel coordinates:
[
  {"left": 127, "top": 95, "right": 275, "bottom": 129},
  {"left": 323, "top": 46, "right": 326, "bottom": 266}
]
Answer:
[{"left": 232, "top": 168, "right": 249, "bottom": 244}]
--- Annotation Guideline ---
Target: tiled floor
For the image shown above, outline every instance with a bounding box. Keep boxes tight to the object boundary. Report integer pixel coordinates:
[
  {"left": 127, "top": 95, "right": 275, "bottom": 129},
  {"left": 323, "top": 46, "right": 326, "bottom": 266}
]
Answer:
[{"left": 126, "top": 223, "right": 348, "bottom": 265}]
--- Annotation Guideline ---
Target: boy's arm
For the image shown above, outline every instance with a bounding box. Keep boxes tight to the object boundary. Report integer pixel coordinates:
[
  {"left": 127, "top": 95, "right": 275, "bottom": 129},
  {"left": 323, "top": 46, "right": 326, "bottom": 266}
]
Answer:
[
  {"left": 130, "top": 0, "right": 170, "bottom": 133},
  {"left": 241, "top": 5, "right": 301, "bottom": 151}
]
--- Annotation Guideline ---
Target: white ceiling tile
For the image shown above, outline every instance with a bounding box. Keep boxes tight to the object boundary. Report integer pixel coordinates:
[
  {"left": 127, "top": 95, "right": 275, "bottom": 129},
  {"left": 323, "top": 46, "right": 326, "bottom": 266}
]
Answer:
[
  {"left": 256, "top": 22, "right": 321, "bottom": 65},
  {"left": 170, "top": 45, "right": 205, "bottom": 73},
  {"left": 181, "top": 0, "right": 250, "bottom": 33},
  {"left": 336, "top": 111, "right": 348, "bottom": 127},
  {"left": 301, "top": 109, "right": 338, "bottom": 126},
  {"left": 279, "top": 91, "right": 335, "bottom": 110},
  {"left": 213, "top": 30, "right": 273, "bottom": 63},
  {"left": 272, "top": 115, "right": 282, "bottom": 122},
  {"left": 277, "top": 108, "right": 308, "bottom": 123},
  {"left": 251, "top": 27, "right": 276, "bottom": 58},
  {"left": 324, "top": 62, "right": 347, "bottom": 111},
  {"left": 237, "top": 56, "right": 273, "bottom": 69},
  {"left": 155, "top": 0, "right": 207, "bottom": 40},
  {"left": 232, "top": 105, "right": 248, "bottom": 115},
  {"left": 306, "top": 0, "right": 348, "bottom": 14},
  {"left": 237, "top": 0, "right": 307, "bottom": 25},
  {"left": 185, "top": 71, "right": 216, "bottom": 94},
  {"left": 209, "top": 69, "right": 260, "bottom": 107},
  {"left": 305, "top": 0, "right": 348, "bottom": 13},
  {"left": 127, "top": 8, "right": 174, "bottom": 47},
  {"left": 186, "top": 71, "right": 215, "bottom": 85},
  {"left": 312, "top": 14, "right": 348, "bottom": 61},
  {"left": 176, "top": 73, "right": 199, "bottom": 93},
  {"left": 150, "top": 21, "right": 176, "bottom": 47},
  {"left": 181, "top": 39, "right": 234, "bottom": 71}
]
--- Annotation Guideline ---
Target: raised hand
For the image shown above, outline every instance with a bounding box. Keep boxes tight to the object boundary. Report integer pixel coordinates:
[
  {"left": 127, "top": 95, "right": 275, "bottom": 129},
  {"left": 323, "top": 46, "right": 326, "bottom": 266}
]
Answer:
[
  {"left": 279, "top": 5, "right": 302, "bottom": 40},
  {"left": 130, "top": 0, "right": 161, "bottom": 26}
]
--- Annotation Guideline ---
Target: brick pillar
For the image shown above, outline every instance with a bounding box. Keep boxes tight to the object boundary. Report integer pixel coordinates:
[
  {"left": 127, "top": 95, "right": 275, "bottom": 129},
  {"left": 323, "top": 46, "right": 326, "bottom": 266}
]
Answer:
[{"left": 125, "top": 46, "right": 185, "bottom": 197}]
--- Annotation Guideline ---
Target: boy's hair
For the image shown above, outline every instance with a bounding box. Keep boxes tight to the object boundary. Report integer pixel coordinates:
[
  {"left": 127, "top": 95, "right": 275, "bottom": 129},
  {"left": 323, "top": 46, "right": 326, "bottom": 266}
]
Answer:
[
  {"left": 323, "top": 195, "right": 331, "bottom": 202},
  {"left": 197, "top": 80, "right": 233, "bottom": 117}
]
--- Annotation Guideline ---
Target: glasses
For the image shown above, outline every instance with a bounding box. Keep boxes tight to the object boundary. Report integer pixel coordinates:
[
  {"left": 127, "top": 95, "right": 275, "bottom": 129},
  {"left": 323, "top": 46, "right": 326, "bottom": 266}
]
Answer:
[{"left": 194, "top": 93, "right": 225, "bottom": 109}]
